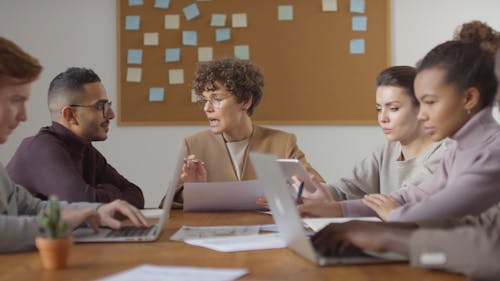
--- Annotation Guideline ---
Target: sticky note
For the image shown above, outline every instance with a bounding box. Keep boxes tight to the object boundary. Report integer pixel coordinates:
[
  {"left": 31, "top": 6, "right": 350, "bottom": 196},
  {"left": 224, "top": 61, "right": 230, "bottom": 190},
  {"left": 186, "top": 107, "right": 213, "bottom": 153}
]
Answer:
[
  {"left": 350, "top": 0, "right": 365, "bottom": 13},
  {"left": 144, "top": 32, "right": 159, "bottom": 46},
  {"left": 322, "top": 0, "right": 337, "bottom": 12},
  {"left": 182, "top": 31, "right": 197, "bottom": 46},
  {"left": 183, "top": 3, "right": 200, "bottom": 21},
  {"left": 232, "top": 13, "right": 247, "bottom": 28},
  {"left": 126, "top": 67, "right": 142, "bottom": 82},
  {"left": 125, "top": 15, "right": 140, "bottom": 30},
  {"left": 169, "top": 69, "right": 184, "bottom": 84},
  {"left": 164, "top": 14, "right": 180, "bottom": 29},
  {"left": 191, "top": 89, "right": 197, "bottom": 103},
  {"left": 211, "top": 14, "right": 226, "bottom": 27},
  {"left": 165, "top": 48, "right": 181, "bottom": 62},
  {"left": 128, "top": 0, "right": 143, "bottom": 6},
  {"left": 350, "top": 39, "right": 365, "bottom": 54},
  {"left": 215, "top": 28, "right": 231, "bottom": 42},
  {"left": 127, "top": 49, "right": 142, "bottom": 65},
  {"left": 154, "top": 0, "right": 170, "bottom": 9},
  {"left": 198, "top": 47, "right": 213, "bottom": 62},
  {"left": 278, "top": 5, "right": 293, "bottom": 21},
  {"left": 352, "top": 16, "right": 367, "bottom": 31},
  {"left": 149, "top": 88, "right": 165, "bottom": 102},
  {"left": 234, "top": 45, "right": 250, "bottom": 60}
]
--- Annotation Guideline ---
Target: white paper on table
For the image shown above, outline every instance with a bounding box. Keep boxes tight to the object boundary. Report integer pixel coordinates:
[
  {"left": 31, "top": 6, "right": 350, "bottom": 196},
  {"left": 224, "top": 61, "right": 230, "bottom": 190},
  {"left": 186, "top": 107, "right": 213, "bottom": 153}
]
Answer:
[
  {"left": 183, "top": 180, "right": 265, "bottom": 211},
  {"left": 170, "top": 225, "right": 260, "bottom": 241},
  {"left": 259, "top": 224, "right": 279, "bottom": 232},
  {"left": 185, "top": 233, "right": 286, "bottom": 252},
  {"left": 303, "top": 217, "right": 381, "bottom": 232},
  {"left": 96, "top": 264, "right": 248, "bottom": 281},
  {"left": 140, "top": 209, "right": 163, "bottom": 218}
]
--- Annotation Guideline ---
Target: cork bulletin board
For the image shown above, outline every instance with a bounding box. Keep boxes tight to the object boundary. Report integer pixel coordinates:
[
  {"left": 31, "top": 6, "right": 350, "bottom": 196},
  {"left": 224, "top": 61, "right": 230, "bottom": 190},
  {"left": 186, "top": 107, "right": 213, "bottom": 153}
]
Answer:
[{"left": 117, "top": 0, "right": 390, "bottom": 125}]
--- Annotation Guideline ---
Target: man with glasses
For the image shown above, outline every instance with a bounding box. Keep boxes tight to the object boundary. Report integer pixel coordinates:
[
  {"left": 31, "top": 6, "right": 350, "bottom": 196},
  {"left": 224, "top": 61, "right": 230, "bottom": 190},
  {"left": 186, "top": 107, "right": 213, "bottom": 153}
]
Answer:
[{"left": 7, "top": 67, "right": 144, "bottom": 208}]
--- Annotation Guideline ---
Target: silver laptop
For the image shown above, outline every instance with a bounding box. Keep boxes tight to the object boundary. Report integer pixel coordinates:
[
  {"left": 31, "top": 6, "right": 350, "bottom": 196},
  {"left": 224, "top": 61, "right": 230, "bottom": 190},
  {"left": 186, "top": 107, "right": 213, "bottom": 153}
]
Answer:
[
  {"left": 250, "top": 152, "right": 407, "bottom": 266},
  {"left": 73, "top": 152, "right": 182, "bottom": 243}
]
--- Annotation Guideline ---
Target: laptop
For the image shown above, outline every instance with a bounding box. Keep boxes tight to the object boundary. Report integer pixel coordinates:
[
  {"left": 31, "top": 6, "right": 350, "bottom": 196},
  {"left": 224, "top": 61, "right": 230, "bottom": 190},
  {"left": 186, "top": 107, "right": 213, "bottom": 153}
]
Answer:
[
  {"left": 250, "top": 152, "right": 408, "bottom": 266},
  {"left": 73, "top": 152, "right": 182, "bottom": 243}
]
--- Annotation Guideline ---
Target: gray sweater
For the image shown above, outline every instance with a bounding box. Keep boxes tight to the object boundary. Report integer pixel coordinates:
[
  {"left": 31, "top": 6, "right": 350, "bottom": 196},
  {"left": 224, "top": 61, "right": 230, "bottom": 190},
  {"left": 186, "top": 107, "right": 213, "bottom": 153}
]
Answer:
[{"left": 0, "top": 163, "right": 99, "bottom": 253}]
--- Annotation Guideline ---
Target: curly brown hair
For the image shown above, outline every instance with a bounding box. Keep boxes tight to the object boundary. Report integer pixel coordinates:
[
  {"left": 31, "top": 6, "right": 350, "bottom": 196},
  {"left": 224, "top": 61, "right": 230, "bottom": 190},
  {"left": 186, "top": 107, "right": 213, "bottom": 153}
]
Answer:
[
  {"left": 192, "top": 58, "right": 264, "bottom": 116},
  {"left": 453, "top": 20, "right": 500, "bottom": 55}
]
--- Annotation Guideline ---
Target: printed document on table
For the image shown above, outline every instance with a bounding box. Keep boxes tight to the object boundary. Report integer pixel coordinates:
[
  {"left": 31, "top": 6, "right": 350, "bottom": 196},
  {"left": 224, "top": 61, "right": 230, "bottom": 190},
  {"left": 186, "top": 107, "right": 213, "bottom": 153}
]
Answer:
[
  {"left": 170, "top": 225, "right": 260, "bottom": 241},
  {"left": 183, "top": 180, "right": 265, "bottom": 211},
  {"left": 96, "top": 264, "right": 248, "bottom": 281},
  {"left": 303, "top": 217, "right": 381, "bottom": 232},
  {"left": 185, "top": 233, "right": 286, "bottom": 252}
]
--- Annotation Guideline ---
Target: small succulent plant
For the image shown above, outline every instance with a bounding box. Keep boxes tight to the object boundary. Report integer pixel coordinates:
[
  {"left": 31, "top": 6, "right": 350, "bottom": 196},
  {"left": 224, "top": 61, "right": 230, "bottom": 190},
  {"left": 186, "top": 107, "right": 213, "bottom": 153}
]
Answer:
[{"left": 38, "top": 196, "right": 69, "bottom": 239}]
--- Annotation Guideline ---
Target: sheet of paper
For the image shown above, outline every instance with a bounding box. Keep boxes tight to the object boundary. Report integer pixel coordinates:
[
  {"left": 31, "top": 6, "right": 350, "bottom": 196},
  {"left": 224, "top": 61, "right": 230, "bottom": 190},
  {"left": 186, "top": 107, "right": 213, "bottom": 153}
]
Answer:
[
  {"left": 125, "top": 15, "right": 140, "bottom": 30},
  {"left": 144, "top": 32, "right": 159, "bottom": 46},
  {"left": 164, "top": 14, "right": 180, "bottom": 29},
  {"left": 154, "top": 0, "right": 170, "bottom": 9},
  {"left": 210, "top": 14, "right": 226, "bottom": 27},
  {"left": 170, "top": 225, "right": 260, "bottom": 241},
  {"left": 96, "top": 264, "right": 248, "bottom": 281},
  {"left": 126, "top": 67, "right": 142, "bottom": 82},
  {"left": 259, "top": 224, "right": 279, "bottom": 232},
  {"left": 350, "top": 38, "right": 365, "bottom": 54},
  {"left": 183, "top": 180, "right": 264, "bottom": 211},
  {"left": 234, "top": 45, "right": 249, "bottom": 60},
  {"left": 128, "top": 0, "right": 143, "bottom": 6},
  {"left": 278, "top": 5, "right": 293, "bottom": 21},
  {"left": 185, "top": 233, "right": 286, "bottom": 252},
  {"left": 169, "top": 69, "right": 184, "bottom": 84},
  {"left": 165, "top": 48, "right": 181, "bottom": 62},
  {"left": 197, "top": 47, "right": 213, "bottom": 62},
  {"left": 352, "top": 16, "right": 367, "bottom": 31},
  {"left": 183, "top": 31, "right": 197, "bottom": 46},
  {"left": 191, "top": 89, "right": 197, "bottom": 103},
  {"left": 127, "top": 49, "right": 142, "bottom": 64},
  {"left": 322, "top": 0, "right": 337, "bottom": 12},
  {"left": 183, "top": 3, "right": 200, "bottom": 20},
  {"left": 231, "top": 13, "right": 247, "bottom": 28},
  {"left": 215, "top": 28, "right": 230, "bottom": 42},
  {"left": 140, "top": 209, "right": 164, "bottom": 218},
  {"left": 149, "top": 88, "right": 165, "bottom": 102},
  {"left": 303, "top": 217, "right": 381, "bottom": 232},
  {"left": 350, "top": 0, "right": 365, "bottom": 13}
]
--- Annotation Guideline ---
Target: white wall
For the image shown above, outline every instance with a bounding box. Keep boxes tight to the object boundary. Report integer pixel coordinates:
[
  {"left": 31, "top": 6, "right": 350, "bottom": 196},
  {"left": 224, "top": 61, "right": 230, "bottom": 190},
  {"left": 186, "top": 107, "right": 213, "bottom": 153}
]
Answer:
[{"left": 0, "top": 0, "right": 499, "bottom": 207}]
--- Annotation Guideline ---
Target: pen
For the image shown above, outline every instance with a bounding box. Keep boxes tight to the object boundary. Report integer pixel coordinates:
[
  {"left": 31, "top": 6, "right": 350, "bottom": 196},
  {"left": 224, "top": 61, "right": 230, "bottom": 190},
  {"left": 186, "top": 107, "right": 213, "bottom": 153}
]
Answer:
[{"left": 296, "top": 181, "right": 305, "bottom": 204}]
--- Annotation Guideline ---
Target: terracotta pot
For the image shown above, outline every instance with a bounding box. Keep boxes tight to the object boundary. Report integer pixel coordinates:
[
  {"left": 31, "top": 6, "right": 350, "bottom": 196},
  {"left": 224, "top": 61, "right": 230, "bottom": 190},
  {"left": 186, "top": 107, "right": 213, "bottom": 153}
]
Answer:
[{"left": 35, "top": 235, "right": 73, "bottom": 270}]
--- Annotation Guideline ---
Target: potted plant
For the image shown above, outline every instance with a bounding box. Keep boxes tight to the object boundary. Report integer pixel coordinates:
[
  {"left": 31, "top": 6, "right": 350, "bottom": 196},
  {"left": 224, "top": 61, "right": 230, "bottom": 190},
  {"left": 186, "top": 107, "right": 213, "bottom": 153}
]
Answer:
[{"left": 35, "top": 196, "right": 72, "bottom": 270}]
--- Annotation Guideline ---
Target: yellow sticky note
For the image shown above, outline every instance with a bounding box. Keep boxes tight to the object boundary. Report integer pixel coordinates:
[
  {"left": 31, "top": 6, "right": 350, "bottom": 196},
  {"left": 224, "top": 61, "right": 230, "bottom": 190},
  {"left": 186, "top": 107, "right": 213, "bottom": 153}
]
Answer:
[
  {"left": 169, "top": 69, "right": 184, "bottom": 84},
  {"left": 198, "top": 47, "right": 213, "bottom": 62},
  {"left": 126, "top": 67, "right": 142, "bottom": 82},
  {"left": 164, "top": 14, "right": 180, "bottom": 29},
  {"left": 232, "top": 13, "right": 247, "bottom": 28},
  {"left": 144, "top": 32, "right": 159, "bottom": 46},
  {"left": 322, "top": 0, "right": 337, "bottom": 12}
]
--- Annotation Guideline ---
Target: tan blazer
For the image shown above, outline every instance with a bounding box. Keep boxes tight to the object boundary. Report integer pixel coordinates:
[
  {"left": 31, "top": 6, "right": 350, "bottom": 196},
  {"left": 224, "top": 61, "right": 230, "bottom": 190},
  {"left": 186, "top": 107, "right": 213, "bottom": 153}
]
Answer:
[{"left": 170, "top": 125, "right": 323, "bottom": 205}]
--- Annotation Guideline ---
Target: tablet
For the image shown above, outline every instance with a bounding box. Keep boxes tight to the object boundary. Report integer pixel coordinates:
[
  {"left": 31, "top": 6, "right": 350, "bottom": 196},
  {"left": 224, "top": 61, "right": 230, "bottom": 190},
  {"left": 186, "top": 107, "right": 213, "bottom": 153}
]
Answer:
[{"left": 276, "top": 158, "right": 316, "bottom": 192}]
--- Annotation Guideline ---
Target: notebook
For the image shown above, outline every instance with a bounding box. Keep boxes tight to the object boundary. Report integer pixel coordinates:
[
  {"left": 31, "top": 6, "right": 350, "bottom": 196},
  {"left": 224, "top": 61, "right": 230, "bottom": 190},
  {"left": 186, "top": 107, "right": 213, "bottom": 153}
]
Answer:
[
  {"left": 73, "top": 152, "right": 182, "bottom": 243},
  {"left": 250, "top": 152, "right": 408, "bottom": 266}
]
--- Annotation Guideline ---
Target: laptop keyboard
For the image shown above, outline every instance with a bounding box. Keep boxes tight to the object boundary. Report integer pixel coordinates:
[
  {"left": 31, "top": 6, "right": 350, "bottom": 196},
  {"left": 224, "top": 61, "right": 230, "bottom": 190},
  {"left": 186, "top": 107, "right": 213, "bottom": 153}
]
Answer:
[{"left": 105, "top": 226, "right": 154, "bottom": 238}]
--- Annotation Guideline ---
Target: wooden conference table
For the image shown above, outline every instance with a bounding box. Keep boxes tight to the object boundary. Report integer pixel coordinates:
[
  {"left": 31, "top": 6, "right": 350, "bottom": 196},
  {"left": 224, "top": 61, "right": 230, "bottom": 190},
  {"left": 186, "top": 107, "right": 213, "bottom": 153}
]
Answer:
[{"left": 0, "top": 210, "right": 470, "bottom": 281}]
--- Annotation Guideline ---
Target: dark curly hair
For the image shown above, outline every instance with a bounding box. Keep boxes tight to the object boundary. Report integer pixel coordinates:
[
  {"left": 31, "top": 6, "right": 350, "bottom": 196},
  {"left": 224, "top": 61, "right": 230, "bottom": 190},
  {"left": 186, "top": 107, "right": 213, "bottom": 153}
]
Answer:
[{"left": 192, "top": 58, "right": 264, "bottom": 116}]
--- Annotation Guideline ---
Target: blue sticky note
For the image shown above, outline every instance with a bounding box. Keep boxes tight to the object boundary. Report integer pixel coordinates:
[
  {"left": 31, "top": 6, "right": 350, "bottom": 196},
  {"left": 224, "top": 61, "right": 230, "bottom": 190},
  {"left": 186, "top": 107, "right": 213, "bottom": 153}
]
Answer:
[
  {"left": 350, "top": 39, "right": 365, "bottom": 54},
  {"left": 182, "top": 31, "right": 197, "bottom": 46},
  {"left": 215, "top": 28, "right": 231, "bottom": 42},
  {"left": 183, "top": 3, "right": 200, "bottom": 21},
  {"left": 127, "top": 49, "right": 142, "bottom": 64},
  {"left": 125, "top": 15, "right": 140, "bottom": 30},
  {"left": 128, "top": 0, "right": 143, "bottom": 6},
  {"left": 149, "top": 88, "right": 165, "bottom": 102},
  {"left": 165, "top": 48, "right": 180, "bottom": 62},
  {"left": 154, "top": 0, "right": 170, "bottom": 9},
  {"left": 352, "top": 16, "right": 367, "bottom": 31},
  {"left": 350, "top": 0, "right": 365, "bottom": 13}
]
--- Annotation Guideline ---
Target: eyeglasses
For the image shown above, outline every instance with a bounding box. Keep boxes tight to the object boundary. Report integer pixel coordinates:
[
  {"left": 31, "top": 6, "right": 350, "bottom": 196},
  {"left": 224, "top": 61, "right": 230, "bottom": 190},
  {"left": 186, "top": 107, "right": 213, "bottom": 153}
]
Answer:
[
  {"left": 195, "top": 96, "right": 231, "bottom": 109},
  {"left": 70, "top": 100, "right": 112, "bottom": 117}
]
